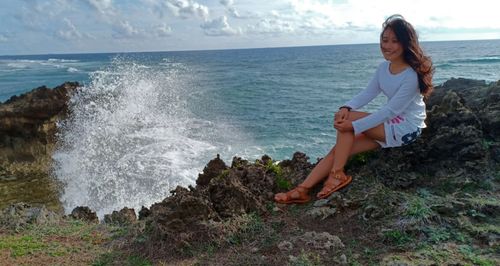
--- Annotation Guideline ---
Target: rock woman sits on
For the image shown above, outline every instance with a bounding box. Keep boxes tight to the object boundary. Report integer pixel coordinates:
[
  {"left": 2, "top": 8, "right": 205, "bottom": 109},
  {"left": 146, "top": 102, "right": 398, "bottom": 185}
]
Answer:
[{"left": 275, "top": 14, "right": 434, "bottom": 204}]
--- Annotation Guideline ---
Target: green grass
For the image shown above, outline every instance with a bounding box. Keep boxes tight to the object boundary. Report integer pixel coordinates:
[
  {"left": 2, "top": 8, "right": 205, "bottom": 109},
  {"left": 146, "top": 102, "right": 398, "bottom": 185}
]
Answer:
[
  {"left": 0, "top": 219, "right": 106, "bottom": 258},
  {"left": 481, "top": 139, "right": 494, "bottom": 149},
  {"left": 224, "top": 213, "right": 280, "bottom": 251},
  {"left": 291, "top": 250, "right": 322, "bottom": 266},
  {"left": 423, "top": 226, "right": 470, "bottom": 244},
  {"left": 226, "top": 213, "right": 265, "bottom": 245},
  {"left": 0, "top": 217, "right": 142, "bottom": 266},
  {"left": 415, "top": 244, "right": 451, "bottom": 264},
  {"left": 266, "top": 160, "right": 292, "bottom": 190},
  {"left": 423, "top": 226, "right": 451, "bottom": 244},
  {"left": 459, "top": 246, "right": 497, "bottom": 266},
  {"left": 383, "top": 229, "right": 414, "bottom": 247},
  {"left": 92, "top": 251, "right": 153, "bottom": 266},
  {"left": 0, "top": 235, "right": 47, "bottom": 257},
  {"left": 467, "top": 196, "right": 500, "bottom": 207},
  {"left": 345, "top": 151, "right": 376, "bottom": 169},
  {"left": 404, "top": 196, "right": 433, "bottom": 223}
]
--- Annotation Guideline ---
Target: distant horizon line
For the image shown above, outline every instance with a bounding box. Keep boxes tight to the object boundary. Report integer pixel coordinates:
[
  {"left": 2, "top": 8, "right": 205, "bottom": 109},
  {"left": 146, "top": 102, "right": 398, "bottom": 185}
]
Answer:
[{"left": 1, "top": 38, "right": 499, "bottom": 58}]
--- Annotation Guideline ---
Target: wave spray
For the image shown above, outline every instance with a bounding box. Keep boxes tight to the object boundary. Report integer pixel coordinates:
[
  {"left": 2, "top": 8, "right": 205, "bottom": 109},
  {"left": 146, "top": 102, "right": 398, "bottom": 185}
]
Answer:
[{"left": 53, "top": 58, "right": 251, "bottom": 218}]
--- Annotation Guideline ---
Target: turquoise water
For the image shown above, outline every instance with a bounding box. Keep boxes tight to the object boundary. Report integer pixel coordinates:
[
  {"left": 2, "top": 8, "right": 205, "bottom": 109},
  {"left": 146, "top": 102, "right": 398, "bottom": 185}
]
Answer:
[{"left": 1, "top": 40, "right": 499, "bottom": 216}]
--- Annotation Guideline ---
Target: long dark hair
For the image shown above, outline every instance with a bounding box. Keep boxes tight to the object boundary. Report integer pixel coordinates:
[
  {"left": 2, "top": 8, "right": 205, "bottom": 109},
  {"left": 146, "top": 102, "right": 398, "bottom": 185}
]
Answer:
[{"left": 381, "top": 14, "right": 434, "bottom": 97}]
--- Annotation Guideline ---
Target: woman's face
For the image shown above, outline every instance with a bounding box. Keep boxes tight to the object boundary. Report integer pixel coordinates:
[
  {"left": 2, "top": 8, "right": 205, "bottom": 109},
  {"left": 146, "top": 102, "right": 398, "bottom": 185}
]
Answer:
[{"left": 380, "top": 28, "right": 404, "bottom": 62}]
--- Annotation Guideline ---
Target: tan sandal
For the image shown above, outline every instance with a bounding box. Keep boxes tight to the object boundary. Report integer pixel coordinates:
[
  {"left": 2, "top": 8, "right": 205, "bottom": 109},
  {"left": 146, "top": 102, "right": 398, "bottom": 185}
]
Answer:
[
  {"left": 317, "top": 171, "right": 352, "bottom": 199},
  {"left": 274, "top": 185, "right": 311, "bottom": 204}
]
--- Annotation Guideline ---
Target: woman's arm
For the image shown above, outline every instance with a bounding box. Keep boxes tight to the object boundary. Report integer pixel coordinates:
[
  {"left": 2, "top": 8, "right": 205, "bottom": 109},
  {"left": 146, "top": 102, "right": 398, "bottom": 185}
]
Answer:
[{"left": 351, "top": 72, "right": 419, "bottom": 135}]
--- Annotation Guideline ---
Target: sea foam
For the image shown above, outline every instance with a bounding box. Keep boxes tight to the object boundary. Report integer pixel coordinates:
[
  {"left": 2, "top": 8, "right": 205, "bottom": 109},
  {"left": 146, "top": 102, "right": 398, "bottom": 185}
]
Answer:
[{"left": 53, "top": 58, "right": 251, "bottom": 218}]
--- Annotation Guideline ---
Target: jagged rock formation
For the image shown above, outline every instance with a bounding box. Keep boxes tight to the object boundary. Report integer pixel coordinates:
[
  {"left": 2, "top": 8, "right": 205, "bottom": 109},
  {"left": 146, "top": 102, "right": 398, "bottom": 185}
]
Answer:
[
  {"left": 0, "top": 82, "right": 79, "bottom": 178},
  {"left": 361, "top": 78, "right": 500, "bottom": 189},
  {"left": 70, "top": 206, "right": 99, "bottom": 224}
]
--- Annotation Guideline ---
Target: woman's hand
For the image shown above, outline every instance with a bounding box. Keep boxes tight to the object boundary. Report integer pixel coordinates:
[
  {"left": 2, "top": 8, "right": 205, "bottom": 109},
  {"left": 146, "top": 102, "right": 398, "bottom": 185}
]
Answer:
[
  {"left": 334, "top": 108, "right": 350, "bottom": 122},
  {"left": 334, "top": 119, "right": 354, "bottom": 132}
]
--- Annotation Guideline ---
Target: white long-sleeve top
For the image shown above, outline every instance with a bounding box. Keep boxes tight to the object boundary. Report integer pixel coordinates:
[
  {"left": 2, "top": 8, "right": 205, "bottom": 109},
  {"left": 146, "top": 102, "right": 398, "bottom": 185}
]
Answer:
[{"left": 343, "top": 61, "right": 427, "bottom": 135}]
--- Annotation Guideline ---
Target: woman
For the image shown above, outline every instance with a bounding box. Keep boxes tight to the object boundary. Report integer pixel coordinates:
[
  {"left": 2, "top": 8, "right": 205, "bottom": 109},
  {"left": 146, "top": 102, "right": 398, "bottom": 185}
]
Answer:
[{"left": 275, "top": 14, "right": 433, "bottom": 203}]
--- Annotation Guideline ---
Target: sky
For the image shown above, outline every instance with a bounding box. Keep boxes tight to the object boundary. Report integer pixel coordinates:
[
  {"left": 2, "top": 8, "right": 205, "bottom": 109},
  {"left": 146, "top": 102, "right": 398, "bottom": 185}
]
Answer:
[{"left": 1, "top": 0, "right": 500, "bottom": 55}]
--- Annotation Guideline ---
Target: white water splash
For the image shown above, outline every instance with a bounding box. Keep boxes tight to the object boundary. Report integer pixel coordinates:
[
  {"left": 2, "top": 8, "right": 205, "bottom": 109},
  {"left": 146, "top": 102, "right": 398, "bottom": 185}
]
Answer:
[{"left": 53, "top": 58, "right": 253, "bottom": 218}]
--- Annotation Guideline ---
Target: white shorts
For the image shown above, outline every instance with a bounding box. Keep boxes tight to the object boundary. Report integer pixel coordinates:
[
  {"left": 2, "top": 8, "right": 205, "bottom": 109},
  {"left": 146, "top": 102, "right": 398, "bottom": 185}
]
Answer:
[{"left": 376, "top": 115, "right": 422, "bottom": 148}]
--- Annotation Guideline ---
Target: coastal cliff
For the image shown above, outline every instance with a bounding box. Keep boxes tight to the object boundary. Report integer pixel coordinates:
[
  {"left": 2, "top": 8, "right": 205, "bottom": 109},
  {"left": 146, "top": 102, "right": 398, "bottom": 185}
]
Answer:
[
  {"left": 0, "top": 82, "right": 78, "bottom": 178},
  {"left": 0, "top": 79, "right": 498, "bottom": 265}
]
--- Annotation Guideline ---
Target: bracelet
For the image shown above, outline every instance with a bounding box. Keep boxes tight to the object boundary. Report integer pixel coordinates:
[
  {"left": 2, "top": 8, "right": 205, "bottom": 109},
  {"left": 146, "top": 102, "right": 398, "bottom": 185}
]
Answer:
[{"left": 339, "top": 106, "right": 352, "bottom": 111}]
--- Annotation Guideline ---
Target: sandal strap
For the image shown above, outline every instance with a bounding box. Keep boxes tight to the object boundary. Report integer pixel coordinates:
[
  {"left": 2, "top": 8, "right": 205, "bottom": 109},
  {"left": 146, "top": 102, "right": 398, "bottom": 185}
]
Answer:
[
  {"left": 296, "top": 185, "right": 310, "bottom": 191},
  {"left": 330, "top": 170, "right": 348, "bottom": 182}
]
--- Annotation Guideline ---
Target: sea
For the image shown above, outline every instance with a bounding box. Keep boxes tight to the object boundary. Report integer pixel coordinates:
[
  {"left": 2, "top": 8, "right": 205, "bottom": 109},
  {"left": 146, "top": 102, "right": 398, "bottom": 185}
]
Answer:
[{"left": 1, "top": 39, "right": 499, "bottom": 217}]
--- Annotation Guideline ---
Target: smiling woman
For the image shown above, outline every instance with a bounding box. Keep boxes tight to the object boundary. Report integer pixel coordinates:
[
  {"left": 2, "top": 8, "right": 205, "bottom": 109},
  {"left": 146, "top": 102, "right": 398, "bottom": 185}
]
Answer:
[{"left": 275, "top": 14, "right": 434, "bottom": 204}]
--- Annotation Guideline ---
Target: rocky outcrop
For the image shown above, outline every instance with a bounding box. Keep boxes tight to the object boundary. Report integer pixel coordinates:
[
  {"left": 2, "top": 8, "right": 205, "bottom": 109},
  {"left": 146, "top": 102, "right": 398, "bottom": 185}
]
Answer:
[
  {"left": 0, "top": 203, "right": 60, "bottom": 230},
  {"left": 142, "top": 78, "right": 500, "bottom": 251},
  {"left": 70, "top": 206, "right": 99, "bottom": 224},
  {"left": 104, "top": 207, "right": 137, "bottom": 225},
  {"left": 0, "top": 82, "right": 79, "bottom": 177},
  {"left": 147, "top": 152, "right": 314, "bottom": 246},
  {"left": 196, "top": 154, "right": 228, "bottom": 187},
  {"left": 356, "top": 78, "right": 500, "bottom": 189}
]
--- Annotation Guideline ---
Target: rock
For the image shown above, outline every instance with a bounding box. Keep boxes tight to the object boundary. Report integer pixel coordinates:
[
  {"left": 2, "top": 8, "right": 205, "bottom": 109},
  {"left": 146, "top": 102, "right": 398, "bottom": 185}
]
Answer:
[
  {"left": 149, "top": 186, "right": 219, "bottom": 240},
  {"left": 440, "top": 77, "right": 486, "bottom": 90},
  {"left": 70, "top": 206, "right": 98, "bottom": 223},
  {"left": 0, "top": 203, "right": 59, "bottom": 230},
  {"left": 339, "top": 254, "right": 348, "bottom": 265},
  {"left": 278, "top": 240, "right": 294, "bottom": 252},
  {"left": 362, "top": 204, "right": 385, "bottom": 220},
  {"left": 0, "top": 82, "right": 79, "bottom": 164},
  {"left": 278, "top": 152, "right": 315, "bottom": 186},
  {"left": 0, "top": 82, "right": 80, "bottom": 184},
  {"left": 104, "top": 207, "right": 136, "bottom": 225},
  {"left": 306, "top": 207, "right": 337, "bottom": 220},
  {"left": 208, "top": 172, "right": 266, "bottom": 218},
  {"left": 313, "top": 199, "right": 330, "bottom": 207},
  {"left": 231, "top": 156, "right": 249, "bottom": 168},
  {"left": 138, "top": 206, "right": 151, "bottom": 220},
  {"left": 196, "top": 154, "right": 228, "bottom": 187},
  {"left": 297, "top": 231, "right": 344, "bottom": 251},
  {"left": 358, "top": 78, "right": 500, "bottom": 190}
]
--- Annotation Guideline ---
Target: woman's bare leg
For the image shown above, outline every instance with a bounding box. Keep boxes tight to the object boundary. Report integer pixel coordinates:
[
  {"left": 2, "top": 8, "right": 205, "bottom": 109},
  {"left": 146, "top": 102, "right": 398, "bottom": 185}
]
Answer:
[
  {"left": 316, "top": 111, "right": 386, "bottom": 198},
  {"left": 301, "top": 111, "right": 381, "bottom": 188},
  {"left": 275, "top": 134, "right": 381, "bottom": 202},
  {"left": 299, "top": 134, "right": 379, "bottom": 189},
  {"left": 274, "top": 111, "right": 387, "bottom": 202}
]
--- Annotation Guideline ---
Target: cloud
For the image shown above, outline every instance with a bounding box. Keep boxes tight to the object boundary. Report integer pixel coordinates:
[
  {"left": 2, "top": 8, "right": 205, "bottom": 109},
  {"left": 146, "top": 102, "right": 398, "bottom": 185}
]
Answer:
[
  {"left": 56, "top": 18, "right": 83, "bottom": 40},
  {"left": 247, "top": 17, "right": 295, "bottom": 35},
  {"left": 83, "top": 0, "right": 114, "bottom": 15},
  {"left": 201, "top": 16, "right": 240, "bottom": 36},
  {"left": 166, "top": 0, "right": 209, "bottom": 20},
  {"left": 219, "top": 0, "right": 252, "bottom": 19},
  {"left": 155, "top": 24, "right": 172, "bottom": 37},
  {"left": 112, "top": 20, "right": 141, "bottom": 38}
]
